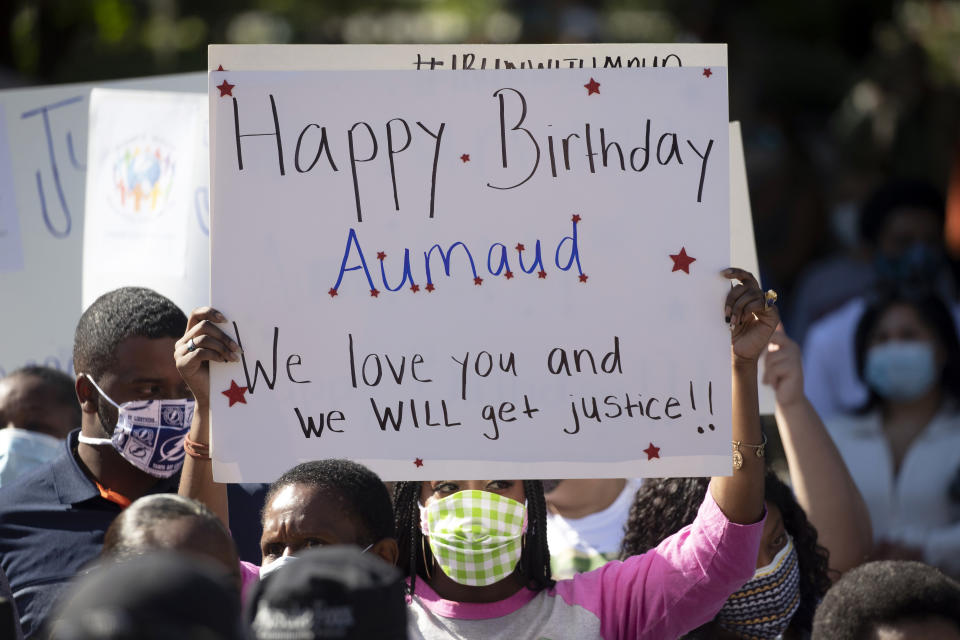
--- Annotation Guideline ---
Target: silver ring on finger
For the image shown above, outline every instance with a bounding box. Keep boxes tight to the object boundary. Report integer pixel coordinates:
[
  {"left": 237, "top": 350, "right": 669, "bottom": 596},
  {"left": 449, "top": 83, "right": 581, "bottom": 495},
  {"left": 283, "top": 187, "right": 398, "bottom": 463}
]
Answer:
[{"left": 187, "top": 337, "right": 198, "bottom": 353}]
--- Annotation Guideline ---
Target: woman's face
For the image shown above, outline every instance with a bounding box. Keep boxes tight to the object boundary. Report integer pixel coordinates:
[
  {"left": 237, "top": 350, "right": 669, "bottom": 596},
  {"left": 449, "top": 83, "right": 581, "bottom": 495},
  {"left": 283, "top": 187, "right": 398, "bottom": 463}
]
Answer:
[
  {"left": 420, "top": 479, "right": 526, "bottom": 507},
  {"left": 868, "top": 303, "right": 941, "bottom": 356},
  {"left": 757, "top": 502, "right": 788, "bottom": 568}
]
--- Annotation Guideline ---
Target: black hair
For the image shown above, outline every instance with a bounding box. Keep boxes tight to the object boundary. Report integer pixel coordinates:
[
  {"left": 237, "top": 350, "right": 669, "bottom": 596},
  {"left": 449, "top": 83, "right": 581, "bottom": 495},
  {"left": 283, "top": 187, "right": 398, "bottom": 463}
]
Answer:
[
  {"left": 73, "top": 287, "right": 187, "bottom": 380},
  {"left": 854, "top": 291, "right": 960, "bottom": 411},
  {"left": 102, "top": 494, "right": 233, "bottom": 559},
  {"left": 812, "top": 560, "right": 960, "bottom": 640},
  {"left": 620, "top": 471, "right": 831, "bottom": 638},
  {"left": 4, "top": 365, "right": 77, "bottom": 408},
  {"left": 265, "top": 459, "right": 394, "bottom": 546},
  {"left": 392, "top": 480, "right": 554, "bottom": 596},
  {"left": 858, "top": 179, "right": 945, "bottom": 244}
]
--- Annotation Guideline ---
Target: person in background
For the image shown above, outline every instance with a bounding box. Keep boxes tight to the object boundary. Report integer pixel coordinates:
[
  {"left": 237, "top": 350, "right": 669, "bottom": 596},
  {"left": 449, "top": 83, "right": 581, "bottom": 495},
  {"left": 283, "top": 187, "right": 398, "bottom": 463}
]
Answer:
[
  {"left": 804, "top": 179, "right": 953, "bottom": 420},
  {"left": 386, "top": 268, "right": 776, "bottom": 639},
  {"left": 543, "top": 478, "right": 642, "bottom": 578},
  {"left": 101, "top": 494, "right": 242, "bottom": 594},
  {"left": 48, "top": 552, "right": 244, "bottom": 640},
  {"left": 763, "top": 327, "right": 874, "bottom": 574},
  {"left": 826, "top": 292, "right": 960, "bottom": 578},
  {"left": 173, "top": 306, "right": 400, "bottom": 583},
  {"left": 0, "top": 365, "right": 80, "bottom": 487},
  {"left": 246, "top": 546, "right": 407, "bottom": 640},
  {"left": 812, "top": 560, "right": 960, "bottom": 640},
  {"left": 0, "top": 287, "right": 193, "bottom": 637},
  {"left": 620, "top": 471, "right": 831, "bottom": 640}
]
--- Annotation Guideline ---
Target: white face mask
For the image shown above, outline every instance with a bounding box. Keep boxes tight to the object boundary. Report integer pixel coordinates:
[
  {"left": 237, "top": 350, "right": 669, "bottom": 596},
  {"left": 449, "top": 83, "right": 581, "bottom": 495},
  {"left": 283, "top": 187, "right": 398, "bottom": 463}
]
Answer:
[
  {"left": 77, "top": 374, "right": 194, "bottom": 479},
  {"left": 0, "top": 427, "right": 62, "bottom": 487}
]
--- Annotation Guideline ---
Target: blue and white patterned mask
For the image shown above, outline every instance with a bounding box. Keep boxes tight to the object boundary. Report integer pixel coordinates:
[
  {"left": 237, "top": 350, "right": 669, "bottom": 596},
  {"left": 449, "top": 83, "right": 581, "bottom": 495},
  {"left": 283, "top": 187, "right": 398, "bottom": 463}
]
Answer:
[{"left": 77, "top": 374, "right": 194, "bottom": 478}]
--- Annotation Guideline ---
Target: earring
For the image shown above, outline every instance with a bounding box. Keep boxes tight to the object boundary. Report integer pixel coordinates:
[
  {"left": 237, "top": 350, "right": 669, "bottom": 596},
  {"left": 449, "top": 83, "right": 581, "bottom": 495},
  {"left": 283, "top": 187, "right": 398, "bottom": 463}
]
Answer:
[{"left": 421, "top": 535, "right": 433, "bottom": 580}]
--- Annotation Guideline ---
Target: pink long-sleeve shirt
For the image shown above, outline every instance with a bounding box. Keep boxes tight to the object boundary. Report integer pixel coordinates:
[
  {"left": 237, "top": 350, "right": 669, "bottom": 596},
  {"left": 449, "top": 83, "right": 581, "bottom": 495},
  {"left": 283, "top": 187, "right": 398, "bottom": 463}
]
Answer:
[{"left": 407, "top": 491, "right": 764, "bottom": 640}]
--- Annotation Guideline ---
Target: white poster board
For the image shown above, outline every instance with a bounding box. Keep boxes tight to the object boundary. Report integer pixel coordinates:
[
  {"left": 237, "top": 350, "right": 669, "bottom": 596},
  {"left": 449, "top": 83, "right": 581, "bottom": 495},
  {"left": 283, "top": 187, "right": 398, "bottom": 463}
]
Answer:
[
  {"left": 0, "top": 73, "right": 204, "bottom": 378},
  {"left": 82, "top": 89, "right": 209, "bottom": 313},
  {"left": 209, "top": 66, "right": 730, "bottom": 481}
]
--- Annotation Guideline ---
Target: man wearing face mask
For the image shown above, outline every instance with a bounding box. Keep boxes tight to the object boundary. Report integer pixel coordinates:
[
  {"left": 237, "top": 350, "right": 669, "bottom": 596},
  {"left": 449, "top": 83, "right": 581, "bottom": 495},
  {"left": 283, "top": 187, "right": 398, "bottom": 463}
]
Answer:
[
  {"left": 0, "top": 288, "right": 196, "bottom": 637},
  {"left": 803, "top": 179, "right": 956, "bottom": 420}
]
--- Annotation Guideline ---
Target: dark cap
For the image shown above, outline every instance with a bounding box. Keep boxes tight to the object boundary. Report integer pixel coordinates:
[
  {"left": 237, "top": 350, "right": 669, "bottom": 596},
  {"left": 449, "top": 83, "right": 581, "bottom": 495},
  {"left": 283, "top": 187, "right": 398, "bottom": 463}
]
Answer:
[
  {"left": 246, "top": 546, "right": 407, "bottom": 640},
  {"left": 49, "top": 552, "right": 243, "bottom": 640}
]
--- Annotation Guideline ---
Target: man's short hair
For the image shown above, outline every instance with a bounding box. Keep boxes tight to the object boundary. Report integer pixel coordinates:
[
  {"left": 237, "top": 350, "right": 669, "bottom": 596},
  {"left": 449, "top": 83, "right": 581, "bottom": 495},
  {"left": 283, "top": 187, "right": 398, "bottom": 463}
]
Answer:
[
  {"left": 812, "top": 560, "right": 960, "bottom": 640},
  {"left": 1, "top": 365, "right": 78, "bottom": 413},
  {"left": 73, "top": 287, "right": 186, "bottom": 380}
]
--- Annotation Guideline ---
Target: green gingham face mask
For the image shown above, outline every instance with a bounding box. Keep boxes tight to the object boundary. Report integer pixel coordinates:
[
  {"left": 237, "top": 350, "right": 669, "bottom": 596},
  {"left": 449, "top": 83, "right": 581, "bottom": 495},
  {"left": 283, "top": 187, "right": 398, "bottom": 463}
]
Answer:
[{"left": 419, "top": 489, "right": 527, "bottom": 587}]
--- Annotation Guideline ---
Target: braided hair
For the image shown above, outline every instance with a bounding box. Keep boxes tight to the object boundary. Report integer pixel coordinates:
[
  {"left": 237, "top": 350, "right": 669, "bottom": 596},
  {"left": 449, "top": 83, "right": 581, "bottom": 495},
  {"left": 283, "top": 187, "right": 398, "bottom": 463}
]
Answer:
[
  {"left": 620, "top": 471, "right": 830, "bottom": 638},
  {"left": 393, "top": 480, "right": 554, "bottom": 597}
]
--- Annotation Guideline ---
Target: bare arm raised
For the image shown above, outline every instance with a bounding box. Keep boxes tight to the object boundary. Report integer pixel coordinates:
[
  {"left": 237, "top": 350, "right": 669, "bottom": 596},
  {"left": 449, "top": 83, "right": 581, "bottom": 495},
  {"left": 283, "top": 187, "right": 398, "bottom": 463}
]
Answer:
[
  {"left": 174, "top": 307, "right": 242, "bottom": 527},
  {"left": 709, "top": 268, "right": 778, "bottom": 525}
]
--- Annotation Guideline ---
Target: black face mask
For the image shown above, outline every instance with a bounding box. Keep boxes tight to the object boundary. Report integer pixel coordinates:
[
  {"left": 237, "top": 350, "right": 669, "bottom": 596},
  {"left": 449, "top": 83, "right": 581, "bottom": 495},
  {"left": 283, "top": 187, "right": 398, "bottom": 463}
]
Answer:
[{"left": 874, "top": 243, "right": 946, "bottom": 290}]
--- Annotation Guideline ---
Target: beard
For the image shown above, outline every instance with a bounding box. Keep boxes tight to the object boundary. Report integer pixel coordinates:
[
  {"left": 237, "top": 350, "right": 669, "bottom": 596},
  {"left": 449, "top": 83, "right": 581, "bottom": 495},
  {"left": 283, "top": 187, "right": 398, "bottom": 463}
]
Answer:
[{"left": 96, "top": 400, "right": 119, "bottom": 438}]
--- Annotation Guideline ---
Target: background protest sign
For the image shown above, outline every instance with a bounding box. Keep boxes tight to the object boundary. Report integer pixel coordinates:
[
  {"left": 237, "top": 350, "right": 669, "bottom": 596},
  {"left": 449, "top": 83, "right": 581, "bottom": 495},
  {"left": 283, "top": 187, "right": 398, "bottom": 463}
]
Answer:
[
  {"left": 209, "top": 67, "right": 730, "bottom": 481},
  {"left": 0, "top": 73, "right": 204, "bottom": 378},
  {"left": 82, "top": 89, "right": 210, "bottom": 312}
]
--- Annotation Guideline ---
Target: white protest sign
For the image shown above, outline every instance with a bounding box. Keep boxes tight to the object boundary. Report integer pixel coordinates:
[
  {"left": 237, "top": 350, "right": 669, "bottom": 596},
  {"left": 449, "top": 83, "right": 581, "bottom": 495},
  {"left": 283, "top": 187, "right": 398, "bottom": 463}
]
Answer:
[
  {"left": 209, "top": 67, "right": 730, "bottom": 481},
  {"left": 0, "top": 73, "right": 204, "bottom": 378},
  {"left": 82, "top": 89, "right": 209, "bottom": 311}
]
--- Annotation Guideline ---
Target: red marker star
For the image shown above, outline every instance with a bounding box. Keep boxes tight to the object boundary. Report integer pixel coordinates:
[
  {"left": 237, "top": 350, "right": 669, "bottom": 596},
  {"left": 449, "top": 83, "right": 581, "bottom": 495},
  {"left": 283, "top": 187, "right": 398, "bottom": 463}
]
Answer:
[
  {"left": 370, "top": 289, "right": 380, "bottom": 297},
  {"left": 216, "top": 64, "right": 225, "bottom": 71},
  {"left": 413, "top": 458, "right": 424, "bottom": 468},
  {"left": 217, "top": 80, "right": 235, "bottom": 97},
  {"left": 460, "top": 154, "right": 470, "bottom": 163},
  {"left": 328, "top": 288, "right": 338, "bottom": 297},
  {"left": 516, "top": 243, "right": 525, "bottom": 252},
  {"left": 504, "top": 271, "right": 514, "bottom": 280},
  {"left": 410, "top": 284, "right": 420, "bottom": 293},
  {"left": 425, "top": 283, "right": 436, "bottom": 292},
  {"left": 571, "top": 214, "right": 581, "bottom": 223},
  {"left": 579, "top": 274, "right": 589, "bottom": 283},
  {"left": 584, "top": 78, "right": 600, "bottom": 95},
  {"left": 670, "top": 247, "right": 697, "bottom": 274},
  {"left": 703, "top": 68, "right": 713, "bottom": 78},
  {"left": 474, "top": 277, "right": 483, "bottom": 286},
  {"left": 376, "top": 251, "right": 386, "bottom": 261},
  {"left": 538, "top": 270, "right": 547, "bottom": 279},
  {"left": 644, "top": 442, "right": 661, "bottom": 460},
  {"left": 222, "top": 380, "right": 248, "bottom": 407}
]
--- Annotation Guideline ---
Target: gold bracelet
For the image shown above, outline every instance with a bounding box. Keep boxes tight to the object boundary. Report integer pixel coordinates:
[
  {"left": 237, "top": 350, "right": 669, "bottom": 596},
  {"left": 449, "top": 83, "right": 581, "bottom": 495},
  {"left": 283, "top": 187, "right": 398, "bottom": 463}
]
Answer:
[{"left": 732, "top": 433, "right": 767, "bottom": 470}]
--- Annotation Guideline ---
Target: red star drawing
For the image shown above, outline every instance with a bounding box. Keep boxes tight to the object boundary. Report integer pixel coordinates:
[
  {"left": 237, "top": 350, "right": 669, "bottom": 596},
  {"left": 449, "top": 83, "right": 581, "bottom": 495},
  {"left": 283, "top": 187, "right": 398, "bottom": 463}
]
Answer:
[
  {"left": 413, "top": 458, "right": 424, "bottom": 468},
  {"left": 703, "top": 68, "right": 713, "bottom": 78},
  {"left": 571, "top": 214, "right": 581, "bottom": 223},
  {"left": 584, "top": 78, "right": 600, "bottom": 95},
  {"left": 460, "top": 154, "right": 470, "bottom": 163},
  {"left": 474, "top": 277, "right": 483, "bottom": 286},
  {"left": 217, "top": 80, "right": 235, "bottom": 97},
  {"left": 410, "top": 284, "right": 420, "bottom": 293},
  {"left": 370, "top": 289, "right": 380, "bottom": 297},
  {"left": 376, "top": 251, "right": 386, "bottom": 261},
  {"left": 515, "top": 243, "right": 525, "bottom": 252},
  {"left": 579, "top": 274, "right": 589, "bottom": 283},
  {"left": 328, "top": 288, "right": 338, "bottom": 297},
  {"left": 216, "top": 64, "right": 225, "bottom": 71},
  {"left": 643, "top": 442, "right": 661, "bottom": 460},
  {"left": 538, "top": 270, "right": 547, "bottom": 279},
  {"left": 670, "top": 247, "right": 696, "bottom": 274},
  {"left": 504, "top": 271, "right": 514, "bottom": 279},
  {"left": 222, "top": 380, "right": 248, "bottom": 407},
  {"left": 425, "top": 283, "right": 436, "bottom": 292}
]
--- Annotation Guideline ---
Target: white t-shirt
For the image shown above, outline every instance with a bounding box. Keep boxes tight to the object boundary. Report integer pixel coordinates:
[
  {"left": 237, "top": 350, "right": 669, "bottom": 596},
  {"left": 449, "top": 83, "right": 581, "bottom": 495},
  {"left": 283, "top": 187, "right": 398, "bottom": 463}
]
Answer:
[{"left": 546, "top": 479, "right": 643, "bottom": 579}]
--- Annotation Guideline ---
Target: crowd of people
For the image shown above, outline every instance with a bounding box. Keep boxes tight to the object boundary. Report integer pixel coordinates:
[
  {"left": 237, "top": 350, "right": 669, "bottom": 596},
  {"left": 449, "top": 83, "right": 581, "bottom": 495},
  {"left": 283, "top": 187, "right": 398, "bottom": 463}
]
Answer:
[{"left": 0, "top": 179, "right": 959, "bottom": 639}]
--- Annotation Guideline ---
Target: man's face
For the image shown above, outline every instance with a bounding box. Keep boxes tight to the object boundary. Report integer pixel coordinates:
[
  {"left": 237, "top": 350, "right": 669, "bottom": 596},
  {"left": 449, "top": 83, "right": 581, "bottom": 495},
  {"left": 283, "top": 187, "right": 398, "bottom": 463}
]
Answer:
[
  {"left": 92, "top": 336, "right": 192, "bottom": 435},
  {"left": 0, "top": 374, "right": 78, "bottom": 439},
  {"left": 877, "top": 207, "right": 942, "bottom": 259}
]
